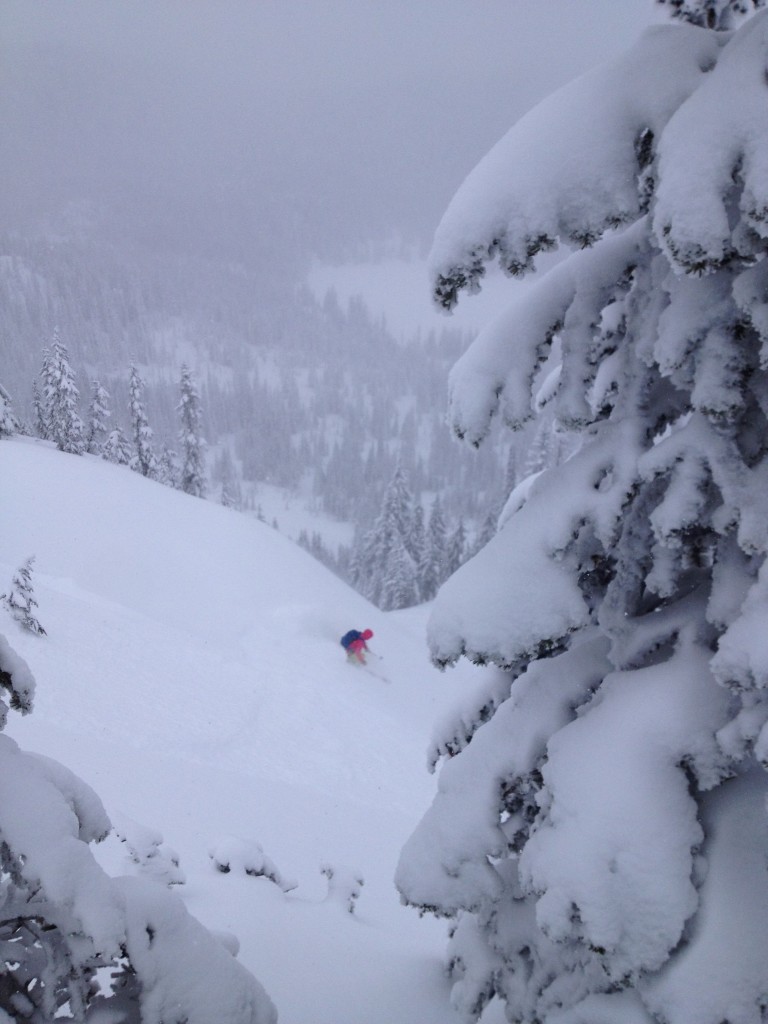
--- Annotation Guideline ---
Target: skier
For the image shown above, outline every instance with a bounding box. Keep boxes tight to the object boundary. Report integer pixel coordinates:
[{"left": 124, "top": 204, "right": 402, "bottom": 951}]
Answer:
[{"left": 340, "top": 628, "right": 374, "bottom": 665}]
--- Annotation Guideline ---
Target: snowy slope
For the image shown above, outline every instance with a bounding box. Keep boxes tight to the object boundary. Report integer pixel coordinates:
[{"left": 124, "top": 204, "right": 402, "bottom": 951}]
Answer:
[{"left": 0, "top": 436, "right": 484, "bottom": 1024}]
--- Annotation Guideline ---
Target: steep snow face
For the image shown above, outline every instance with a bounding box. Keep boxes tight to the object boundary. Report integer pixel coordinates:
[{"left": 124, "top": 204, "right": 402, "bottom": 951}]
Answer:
[
  {"left": 1, "top": 438, "right": 437, "bottom": 805},
  {"left": 0, "top": 436, "right": 480, "bottom": 1024}
]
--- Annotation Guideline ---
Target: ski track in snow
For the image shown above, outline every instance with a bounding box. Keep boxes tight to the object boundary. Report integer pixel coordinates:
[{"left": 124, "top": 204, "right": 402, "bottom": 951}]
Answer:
[{"left": 0, "top": 437, "right": 483, "bottom": 1024}]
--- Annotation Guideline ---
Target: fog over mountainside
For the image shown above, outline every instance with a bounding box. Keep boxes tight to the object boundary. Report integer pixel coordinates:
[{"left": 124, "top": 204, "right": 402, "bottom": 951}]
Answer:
[
  {"left": 0, "top": 1, "right": 659, "bottom": 602},
  {"left": 1, "top": 1, "right": 657, "bottom": 260}
]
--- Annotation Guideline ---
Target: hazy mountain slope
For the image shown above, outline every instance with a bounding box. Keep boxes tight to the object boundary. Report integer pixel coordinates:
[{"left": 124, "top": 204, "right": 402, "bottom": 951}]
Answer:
[{"left": 1, "top": 436, "right": 485, "bottom": 1024}]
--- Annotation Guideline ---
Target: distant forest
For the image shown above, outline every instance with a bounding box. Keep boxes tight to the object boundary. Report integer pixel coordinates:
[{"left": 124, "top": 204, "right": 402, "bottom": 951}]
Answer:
[{"left": 0, "top": 231, "right": 563, "bottom": 604}]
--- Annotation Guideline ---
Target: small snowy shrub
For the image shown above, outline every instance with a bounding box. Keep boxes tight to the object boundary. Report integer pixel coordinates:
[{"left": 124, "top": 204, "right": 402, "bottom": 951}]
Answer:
[
  {"left": 1, "top": 556, "right": 45, "bottom": 635},
  {"left": 320, "top": 862, "right": 365, "bottom": 914},
  {"left": 102, "top": 425, "right": 134, "bottom": 465},
  {"left": 113, "top": 812, "right": 186, "bottom": 886},
  {"left": 397, "top": 6, "right": 768, "bottom": 1024},
  {"left": 209, "top": 836, "right": 297, "bottom": 892},
  {"left": 0, "top": 637, "right": 276, "bottom": 1022}
]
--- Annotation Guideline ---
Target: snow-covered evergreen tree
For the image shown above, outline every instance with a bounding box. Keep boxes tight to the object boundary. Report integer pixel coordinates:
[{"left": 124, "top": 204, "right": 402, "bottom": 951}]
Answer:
[
  {"left": 0, "top": 381, "right": 19, "bottom": 438},
  {"left": 41, "top": 330, "right": 85, "bottom": 455},
  {"left": 219, "top": 450, "right": 243, "bottom": 509},
  {"left": 158, "top": 443, "right": 181, "bottom": 489},
  {"left": 443, "top": 517, "right": 466, "bottom": 580},
  {"left": 128, "top": 363, "right": 159, "bottom": 479},
  {"left": 32, "top": 374, "right": 49, "bottom": 440},
  {"left": 347, "top": 525, "right": 367, "bottom": 591},
  {"left": 177, "top": 363, "right": 206, "bottom": 497},
  {"left": 349, "top": 524, "right": 376, "bottom": 598},
  {"left": 418, "top": 495, "right": 447, "bottom": 601},
  {"left": 86, "top": 378, "right": 111, "bottom": 455},
  {"left": 469, "top": 509, "right": 496, "bottom": 559},
  {"left": 398, "top": 9, "right": 768, "bottom": 1023},
  {"left": 380, "top": 531, "right": 419, "bottom": 611},
  {"left": 0, "top": 635, "right": 276, "bottom": 1023},
  {"left": 1, "top": 556, "right": 45, "bottom": 635},
  {"left": 102, "top": 425, "right": 133, "bottom": 466},
  {"left": 383, "top": 460, "right": 413, "bottom": 543},
  {"left": 408, "top": 501, "right": 426, "bottom": 570},
  {"left": 353, "top": 462, "right": 418, "bottom": 607}
]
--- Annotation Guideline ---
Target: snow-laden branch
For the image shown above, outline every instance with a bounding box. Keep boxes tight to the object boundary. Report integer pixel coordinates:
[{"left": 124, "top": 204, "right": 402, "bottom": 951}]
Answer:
[
  {"left": 428, "top": 420, "right": 642, "bottom": 668},
  {"left": 447, "top": 222, "right": 646, "bottom": 444},
  {"left": 0, "top": 734, "right": 123, "bottom": 957},
  {"left": 396, "top": 634, "right": 611, "bottom": 914},
  {"left": 654, "top": 10, "right": 768, "bottom": 272},
  {"left": 430, "top": 24, "right": 722, "bottom": 310},
  {"left": 519, "top": 640, "right": 729, "bottom": 980}
]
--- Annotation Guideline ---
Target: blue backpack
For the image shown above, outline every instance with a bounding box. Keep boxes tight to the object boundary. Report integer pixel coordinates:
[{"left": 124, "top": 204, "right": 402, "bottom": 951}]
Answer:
[{"left": 340, "top": 629, "right": 361, "bottom": 650}]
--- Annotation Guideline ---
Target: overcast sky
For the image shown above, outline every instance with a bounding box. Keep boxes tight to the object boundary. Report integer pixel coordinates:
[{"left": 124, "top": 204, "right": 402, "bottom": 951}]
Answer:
[{"left": 2, "top": 1, "right": 661, "bottom": 265}]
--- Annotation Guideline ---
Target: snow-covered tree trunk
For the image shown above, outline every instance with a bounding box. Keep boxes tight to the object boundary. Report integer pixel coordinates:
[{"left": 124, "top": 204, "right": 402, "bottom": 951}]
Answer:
[{"left": 397, "top": 9, "right": 768, "bottom": 1024}]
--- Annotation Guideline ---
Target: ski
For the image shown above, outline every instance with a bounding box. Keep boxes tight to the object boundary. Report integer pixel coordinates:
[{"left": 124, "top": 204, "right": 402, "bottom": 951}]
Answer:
[{"left": 346, "top": 659, "right": 390, "bottom": 684}]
